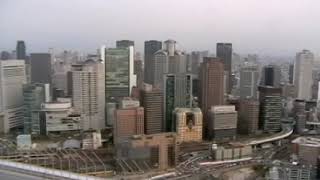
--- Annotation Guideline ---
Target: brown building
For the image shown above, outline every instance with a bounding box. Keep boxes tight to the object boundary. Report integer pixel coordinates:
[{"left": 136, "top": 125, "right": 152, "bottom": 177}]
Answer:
[
  {"left": 199, "top": 57, "right": 225, "bottom": 137},
  {"left": 238, "top": 99, "right": 259, "bottom": 135},
  {"left": 117, "top": 133, "right": 177, "bottom": 170},
  {"left": 140, "top": 84, "right": 164, "bottom": 134},
  {"left": 114, "top": 107, "right": 144, "bottom": 143}
]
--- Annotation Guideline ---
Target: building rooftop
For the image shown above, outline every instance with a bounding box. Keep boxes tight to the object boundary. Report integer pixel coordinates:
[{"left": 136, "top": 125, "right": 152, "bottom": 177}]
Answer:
[{"left": 292, "top": 137, "right": 320, "bottom": 147}]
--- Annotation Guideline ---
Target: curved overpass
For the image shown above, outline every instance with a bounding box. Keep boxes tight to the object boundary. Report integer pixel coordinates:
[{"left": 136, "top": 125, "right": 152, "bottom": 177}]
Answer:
[{"left": 246, "top": 128, "right": 293, "bottom": 146}]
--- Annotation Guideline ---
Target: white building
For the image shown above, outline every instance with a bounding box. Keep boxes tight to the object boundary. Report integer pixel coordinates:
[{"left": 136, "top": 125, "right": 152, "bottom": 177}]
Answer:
[
  {"left": 32, "top": 98, "right": 82, "bottom": 135},
  {"left": 52, "top": 61, "right": 71, "bottom": 95},
  {"left": 294, "top": 50, "right": 313, "bottom": 100},
  {"left": 69, "top": 60, "right": 105, "bottom": 130},
  {"left": 0, "top": 60, "right": 26, "bottom": 133}
]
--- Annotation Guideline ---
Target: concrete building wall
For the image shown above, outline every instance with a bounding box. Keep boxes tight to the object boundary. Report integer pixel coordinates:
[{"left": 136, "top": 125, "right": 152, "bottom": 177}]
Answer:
[
  {"left": 174, "top": 108, "right": 202, "bottom": 143},
  {"left": 114, "top": 107, "right": 144, "bottom": 143},
  {"left": 294, "top": 50, "right": 313, "bottom": 100}
]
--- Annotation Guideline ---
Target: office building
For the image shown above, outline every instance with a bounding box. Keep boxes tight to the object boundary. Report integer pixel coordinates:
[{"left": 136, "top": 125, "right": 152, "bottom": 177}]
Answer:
[
  {"left": 208, "top": 106, "right": 237, "bottom": 140},
  {"left": 168, "top": 51, "right": 187, "bottom": 74},
  {"left": 116, "top": 40, "right": 134, "bottom": 48},
  {"left": 68, "top": 60, "right": 105, "bottom": 130},
  {"left": 0, "top": 60, "right": 26, "bottom": 133},
  {"left": 173, "top": 108, "right": 202, "bottom": 143},
  {"left": 238, "top": 99, "right": 259, "bottom": 135},
  {"left": 23, "top": 83, "right": 47, "bottom": 134},
  {"left": 30, "top": 53, "right": 52, "bottom": 84},
  {"left": 190, "top": 51, "right": 209, "bottom": 75},
  {"left": 33, "top": 98, "right": 82, "bottom": 135},
  {"left": 116, "top": 133, "right": 177, "bottom": 170},
  {"left": 153, "top": 49, "right": 169, "bottom": 88},
  {"left": 199, "top": 57, "right": 224, "bottom": 137},
  {"left": 140, "top": 84, "right": 163, "bottom": 134},
  {"left": 164, "top": 74, "right": 193, "bottom": 131},
  {"left": 105, "top": 47, "right": 136, "bottom": 99},
  {"left": 16, "top": 40, "right": 26, "bottom": 60},
  {"left": 292, "top": 137, "right": 320, "bottom": 166},
  {"left": 52, "top": 61, "right": 71, "bottom": 95},
  {"left": 114, "top": 106, "right": 144, "bottom": 144},
  {"left": 239, "top": 65, "right": 259, "bottom": 99},
  {"left": 153, "top": 39, "right": 185, "bottom": 88},
  {"left": 294, "top": 50, "right": 314, "bottom": 100},
  {"left": 260, "top": 65, "right": 281, "bottom": 87},
  {"left": 258, "top": 86, "right": 282, "bottom": 133},
  {"left": 217, "top": 43, "right": 232, "bottom": 93},
  {"left": 144, "top": 40, "right": 162, "bottom": 85}
]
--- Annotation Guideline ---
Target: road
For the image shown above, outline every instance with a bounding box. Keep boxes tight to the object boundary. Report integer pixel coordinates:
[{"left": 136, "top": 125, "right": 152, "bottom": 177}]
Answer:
[{"left": 0, "top": 169, "right": 47, "bottom": 180}]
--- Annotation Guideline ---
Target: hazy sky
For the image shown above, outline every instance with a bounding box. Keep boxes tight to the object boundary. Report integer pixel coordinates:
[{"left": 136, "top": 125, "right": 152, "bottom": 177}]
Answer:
[{"left": 1, "top": 0, "right": 320, "bottom": 55}]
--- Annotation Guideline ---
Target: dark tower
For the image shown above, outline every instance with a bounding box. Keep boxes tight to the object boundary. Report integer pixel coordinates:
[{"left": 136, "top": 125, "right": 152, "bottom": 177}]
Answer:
[
  {"left": 16, "top": 40, "right": 26, "bottom": 60},
  {"left": 216, "top": 43, "right": 232, "bottom": 93},
  {"left": 144, "top": 40, "right": 162, "bottom": 84}
]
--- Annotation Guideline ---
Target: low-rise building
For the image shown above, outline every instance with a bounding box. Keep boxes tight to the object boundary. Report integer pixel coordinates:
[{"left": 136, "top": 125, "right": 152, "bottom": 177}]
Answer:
[
  {"left": 33, "top": 98, "right": 82, "bottom": 135},
  {"left": 116, "top": 133, "right": 177, "bottom": 170},
  {"left": 292, "top": 137, "right": 320, "bottom": 166}
]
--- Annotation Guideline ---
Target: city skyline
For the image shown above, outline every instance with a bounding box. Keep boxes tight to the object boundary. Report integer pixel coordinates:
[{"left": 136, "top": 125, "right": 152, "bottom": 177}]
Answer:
[{"left": 1, "top": 0, "right": 320, "bottom": 55}]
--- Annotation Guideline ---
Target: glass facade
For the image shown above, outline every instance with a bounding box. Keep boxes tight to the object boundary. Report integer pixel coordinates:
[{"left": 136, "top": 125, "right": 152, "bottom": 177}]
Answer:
[{"left": 105, "top": 48, "right": 130, "bottom": 99}]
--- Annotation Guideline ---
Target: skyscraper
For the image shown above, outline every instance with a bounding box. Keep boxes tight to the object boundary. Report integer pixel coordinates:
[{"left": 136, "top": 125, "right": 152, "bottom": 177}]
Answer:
[
  {"left": 240, "top": 65, "right": 259, "bottom": 99},
  {"left": 258, "top": 86, "right": 282, "bottom": 133},
  {"left": 238, "top": 99, "right": 259, "bottom": 135},
  {"left": 260, "top": 65, "right": 281, "bottom": 87},
  {"left": 164, "top": 74, "right": 193, "bottom": 132},
  {"left": 30, "top": 53, "right": 52, "bottom": 84},
  {"left": 68, "top": 60, "right": 105, "bottom": 130},
  {"left": 23, "top": 83, "right": 47, "bottom": 134},
  {"left": 16, "top": 40, "right": 26, "bottom": 60},
  {"left": 294, "top": 50, "right": 314, "bottom": 100},
  {"left": 154, "top": 50, "right": 169, "bottom": 88},
  {"left": 217, "top": 43, "right": 232, "bottom": 93},
  {"left": 0, "top": 60, "right": 26, "bottom": 133},
  {"left": 116, "top": 40, "right": 134, "bottom": 48},
  {"left": 140, "top": 84, "right": 163, "bottom": 134},
  {"left": 199, "top": 57, "right": 225, "bottom": 137},
  {"left": 153, "top": 39, "right": 186, "bottom": 89},
  {"left": 105, "top": 47, "right": 136, "bottom": 99},
  {"left": 190, "top": 51, "right": 209, "bottom": 75},
  {"left": 168, "top": 51, "right": 187, "bottom": 74},
  {"left": 144, "top": 40, "right": 162, "bottom": 85}
]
